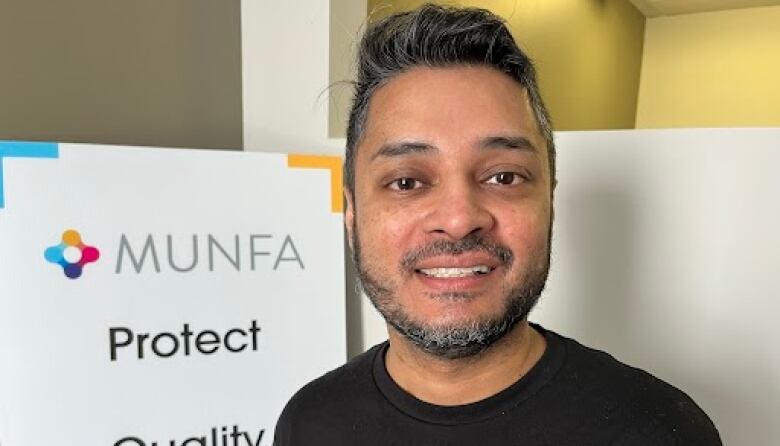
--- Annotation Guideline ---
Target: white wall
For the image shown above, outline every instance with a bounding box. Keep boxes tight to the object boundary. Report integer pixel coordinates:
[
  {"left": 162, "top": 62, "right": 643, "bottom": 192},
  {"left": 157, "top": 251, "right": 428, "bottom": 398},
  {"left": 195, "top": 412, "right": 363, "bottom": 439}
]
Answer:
[
  {"left": 241, "top": 0, "right": 328, "bottom": 152},
  {"left": 543, "top": 129, "right": 778, "bottom": 445},
  {"left": 241, "top": 0, "right": 364, "bottom": 153}
]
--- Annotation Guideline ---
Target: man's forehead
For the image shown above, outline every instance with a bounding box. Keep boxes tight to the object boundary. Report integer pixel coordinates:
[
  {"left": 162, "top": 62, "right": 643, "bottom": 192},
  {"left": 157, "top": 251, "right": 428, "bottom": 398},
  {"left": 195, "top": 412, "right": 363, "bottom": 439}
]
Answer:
[
  {"left": 358, "top": 66, "right": 545, "bottom": 163},
  {"left": 369, "top": 135, "right": 539, "bottom": 163}
]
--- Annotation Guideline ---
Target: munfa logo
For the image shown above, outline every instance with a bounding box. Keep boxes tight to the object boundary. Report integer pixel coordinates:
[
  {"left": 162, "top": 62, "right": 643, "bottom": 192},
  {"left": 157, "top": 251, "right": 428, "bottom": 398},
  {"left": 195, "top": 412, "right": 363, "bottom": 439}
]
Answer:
[
  {"left": 42, "top": 230, "right": 304, "bottom": 279},
  {"left": 44, "top": 229, "right": 101, "bottom": 279}
]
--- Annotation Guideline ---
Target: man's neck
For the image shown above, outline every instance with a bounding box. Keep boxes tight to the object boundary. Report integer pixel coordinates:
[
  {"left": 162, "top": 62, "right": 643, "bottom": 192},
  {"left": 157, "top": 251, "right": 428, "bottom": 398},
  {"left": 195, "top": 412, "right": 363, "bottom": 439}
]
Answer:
[{"left": 384, "top": 321, "right": 546, "bottom": 406}]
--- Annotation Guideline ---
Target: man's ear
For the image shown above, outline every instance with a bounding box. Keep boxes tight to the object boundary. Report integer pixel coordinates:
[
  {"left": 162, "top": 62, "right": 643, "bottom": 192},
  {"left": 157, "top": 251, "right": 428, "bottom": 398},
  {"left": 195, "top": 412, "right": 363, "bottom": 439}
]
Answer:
[{"left": 344, "top": 187, "right": 355, "bottom": 251}]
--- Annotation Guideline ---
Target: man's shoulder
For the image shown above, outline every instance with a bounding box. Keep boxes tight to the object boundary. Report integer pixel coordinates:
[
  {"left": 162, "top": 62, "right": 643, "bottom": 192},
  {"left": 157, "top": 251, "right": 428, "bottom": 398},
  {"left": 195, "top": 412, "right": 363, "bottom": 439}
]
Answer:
[
  {"left": 273, "top": 342, "right": 384, "bottom": 441},
  {"left": 549, "top": 329, "right": 722, "bottom": 445}
]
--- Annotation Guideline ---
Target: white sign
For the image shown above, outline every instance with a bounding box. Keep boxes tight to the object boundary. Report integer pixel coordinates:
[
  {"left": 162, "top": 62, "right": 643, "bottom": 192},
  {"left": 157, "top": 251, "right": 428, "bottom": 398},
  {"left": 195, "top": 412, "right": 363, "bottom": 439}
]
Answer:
[{"left": 0, "top": 142, "right": 346, "bottom": 445}]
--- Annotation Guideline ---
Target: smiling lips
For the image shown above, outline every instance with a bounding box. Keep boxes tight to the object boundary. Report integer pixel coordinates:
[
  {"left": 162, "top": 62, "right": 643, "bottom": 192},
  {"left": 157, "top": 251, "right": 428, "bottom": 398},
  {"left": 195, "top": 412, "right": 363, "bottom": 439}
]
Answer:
[
  {"left": 417, "top": 265, "right": 493, "bottom": 278},
  {"left": 413, "top": 252, "right": 501, "bottom": 279}
]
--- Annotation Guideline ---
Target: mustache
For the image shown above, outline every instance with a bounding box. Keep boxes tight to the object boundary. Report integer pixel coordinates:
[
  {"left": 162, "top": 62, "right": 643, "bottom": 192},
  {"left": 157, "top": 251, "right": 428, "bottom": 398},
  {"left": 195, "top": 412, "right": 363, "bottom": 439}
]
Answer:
[{"left": 400, "top": 234, "right": 514, "bottom": 269}]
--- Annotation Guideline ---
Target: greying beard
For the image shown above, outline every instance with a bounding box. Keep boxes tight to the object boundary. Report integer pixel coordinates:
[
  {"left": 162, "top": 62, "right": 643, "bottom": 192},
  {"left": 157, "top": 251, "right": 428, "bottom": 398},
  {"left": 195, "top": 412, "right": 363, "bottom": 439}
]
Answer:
[{"left": 352, "top": 228, "right": 550, "bottom": 360}]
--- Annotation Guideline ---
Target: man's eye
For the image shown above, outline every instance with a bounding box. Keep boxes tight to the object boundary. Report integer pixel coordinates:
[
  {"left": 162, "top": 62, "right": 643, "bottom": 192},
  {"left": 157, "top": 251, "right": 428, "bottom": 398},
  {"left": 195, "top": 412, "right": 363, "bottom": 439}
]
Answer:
[
  {"left": 486, "top": 172, "right": 522, "bottom": 185},
  {"left": 388, "top": 178, "right": 420, "bottom": 191}
]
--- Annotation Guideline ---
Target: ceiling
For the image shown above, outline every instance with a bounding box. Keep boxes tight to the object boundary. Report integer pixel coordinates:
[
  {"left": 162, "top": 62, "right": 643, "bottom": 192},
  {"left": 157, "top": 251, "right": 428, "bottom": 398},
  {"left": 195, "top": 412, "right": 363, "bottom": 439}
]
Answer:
[{"left": 629, "top": 0, "right": 780, "bottom": 17}]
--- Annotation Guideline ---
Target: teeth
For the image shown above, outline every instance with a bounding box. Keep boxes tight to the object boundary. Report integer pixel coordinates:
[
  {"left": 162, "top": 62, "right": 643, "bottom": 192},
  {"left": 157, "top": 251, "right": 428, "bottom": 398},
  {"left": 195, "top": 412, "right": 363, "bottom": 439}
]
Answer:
[{"left": 418, "top": 266, "right": 491, "bottom": 278}]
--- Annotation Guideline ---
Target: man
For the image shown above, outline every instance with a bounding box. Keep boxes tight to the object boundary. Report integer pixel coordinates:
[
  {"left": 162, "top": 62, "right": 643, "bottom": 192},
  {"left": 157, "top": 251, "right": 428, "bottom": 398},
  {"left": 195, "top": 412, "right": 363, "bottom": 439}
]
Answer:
[{"left": 275, "top": 4, "right": 721, "bottom": 445}]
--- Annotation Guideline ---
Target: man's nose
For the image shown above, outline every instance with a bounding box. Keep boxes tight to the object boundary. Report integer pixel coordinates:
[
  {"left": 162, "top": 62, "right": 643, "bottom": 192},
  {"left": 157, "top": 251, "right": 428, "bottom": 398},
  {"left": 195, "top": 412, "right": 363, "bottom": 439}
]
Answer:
[{"left": 423, "top": 182, "right": 495, "bottom": 240}]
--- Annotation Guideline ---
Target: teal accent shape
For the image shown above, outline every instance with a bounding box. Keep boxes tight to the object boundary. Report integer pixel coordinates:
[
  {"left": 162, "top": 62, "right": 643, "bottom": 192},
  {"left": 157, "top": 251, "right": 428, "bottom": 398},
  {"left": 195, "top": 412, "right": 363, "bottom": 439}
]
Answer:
[{"left": 0, "top": 141, "right": 59, "bottom": 209}]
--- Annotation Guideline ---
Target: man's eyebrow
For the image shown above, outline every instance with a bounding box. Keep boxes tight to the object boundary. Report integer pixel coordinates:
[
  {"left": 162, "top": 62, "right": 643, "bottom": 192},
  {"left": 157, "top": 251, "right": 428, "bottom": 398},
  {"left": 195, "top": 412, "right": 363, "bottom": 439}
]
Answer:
[
  {"left": 479, "top": 135, "right": 538, "bottom": 153},
  {"left": 370, "top": 141, "right": 437, "bottom": 161}
]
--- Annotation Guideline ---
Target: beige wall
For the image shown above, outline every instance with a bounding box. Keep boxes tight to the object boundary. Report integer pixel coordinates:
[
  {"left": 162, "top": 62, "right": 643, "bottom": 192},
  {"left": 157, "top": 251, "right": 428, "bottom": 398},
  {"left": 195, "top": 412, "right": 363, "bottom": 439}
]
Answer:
[
  {"left": 636, "top": 5, "right": 780, "bottom": 128},
  {"left": 0, "top": 0, "right": 242, "bottom": 150},
  {"left": 367, "top": 0, "right": 646, "bottom": 131}
]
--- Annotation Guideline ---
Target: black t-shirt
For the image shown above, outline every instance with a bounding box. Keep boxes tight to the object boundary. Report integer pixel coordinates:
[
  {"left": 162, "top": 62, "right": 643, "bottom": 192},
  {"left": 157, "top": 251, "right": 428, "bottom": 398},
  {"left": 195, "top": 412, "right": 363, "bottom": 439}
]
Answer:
[{"left": 274, "top": 325, "right": 721, "bottom": 445}]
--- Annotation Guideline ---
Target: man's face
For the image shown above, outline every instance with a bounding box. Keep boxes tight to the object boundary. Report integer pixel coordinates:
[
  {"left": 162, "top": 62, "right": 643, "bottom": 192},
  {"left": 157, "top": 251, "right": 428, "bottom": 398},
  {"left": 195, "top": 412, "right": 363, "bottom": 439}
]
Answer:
[{"left": 346, "top": 66, "right": 553, "bottom": 358}]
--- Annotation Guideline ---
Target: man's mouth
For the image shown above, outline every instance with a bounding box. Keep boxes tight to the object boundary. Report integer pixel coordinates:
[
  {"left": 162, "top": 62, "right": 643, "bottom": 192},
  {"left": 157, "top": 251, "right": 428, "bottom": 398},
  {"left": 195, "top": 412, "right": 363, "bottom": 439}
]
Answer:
[{"left": 416, "top": 265, "right": 494, "bottom": 278}]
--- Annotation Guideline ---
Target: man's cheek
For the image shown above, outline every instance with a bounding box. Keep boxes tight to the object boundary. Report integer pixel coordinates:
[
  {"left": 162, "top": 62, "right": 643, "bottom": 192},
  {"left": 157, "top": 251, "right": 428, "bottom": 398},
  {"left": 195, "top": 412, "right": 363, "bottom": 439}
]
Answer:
[
  {"left": 365, "top": 206, "right": 416, "bottom": 241},
  {"left": 357, "top": 211, "right": 396, "bottom": 248},
  {"left": 502, "top": 220, "right": 550, "bottom": 262},
  {"left": 503, "top": 205, "right": 547, "bottom": 233}
]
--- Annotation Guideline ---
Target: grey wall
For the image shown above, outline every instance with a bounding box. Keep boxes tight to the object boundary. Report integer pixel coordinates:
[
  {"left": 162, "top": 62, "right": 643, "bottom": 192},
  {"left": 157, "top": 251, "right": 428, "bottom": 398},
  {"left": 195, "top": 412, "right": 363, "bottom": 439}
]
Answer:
[
  {"left": 328, "top": 0, "right": 364, "bottom": 139},
  {"left": 0, "top": 0, "right": 242, "bottom": 150}
]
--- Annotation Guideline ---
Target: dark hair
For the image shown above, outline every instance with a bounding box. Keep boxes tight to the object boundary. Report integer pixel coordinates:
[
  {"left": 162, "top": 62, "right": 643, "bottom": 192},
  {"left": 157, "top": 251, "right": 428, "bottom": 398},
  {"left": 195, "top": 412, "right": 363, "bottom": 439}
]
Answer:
[{"left": 344, "top": 3, "right": 555, "bottom": 192}]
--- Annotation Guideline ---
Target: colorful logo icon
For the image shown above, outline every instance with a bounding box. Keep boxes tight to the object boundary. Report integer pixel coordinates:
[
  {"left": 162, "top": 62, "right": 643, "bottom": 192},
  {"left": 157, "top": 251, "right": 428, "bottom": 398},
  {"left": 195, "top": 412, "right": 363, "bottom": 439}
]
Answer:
[{"left": 44, "top": 229, "right": 100, "bottom": 279}]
